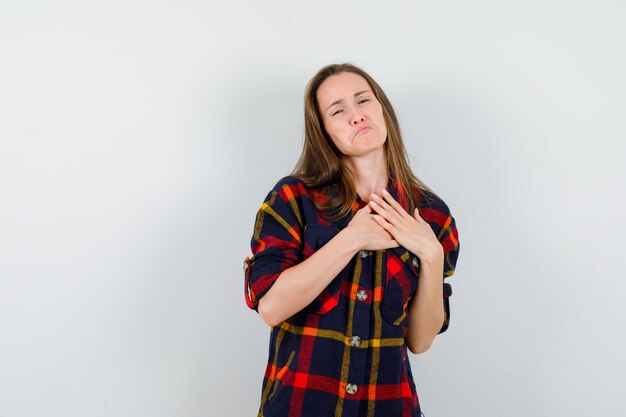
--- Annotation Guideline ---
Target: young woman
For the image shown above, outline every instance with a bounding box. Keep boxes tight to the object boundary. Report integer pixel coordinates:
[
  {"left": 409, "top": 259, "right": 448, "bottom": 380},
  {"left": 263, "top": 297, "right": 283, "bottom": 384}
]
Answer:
[{"left": 243, "top": 63, "right": 460, "bottom": 417}]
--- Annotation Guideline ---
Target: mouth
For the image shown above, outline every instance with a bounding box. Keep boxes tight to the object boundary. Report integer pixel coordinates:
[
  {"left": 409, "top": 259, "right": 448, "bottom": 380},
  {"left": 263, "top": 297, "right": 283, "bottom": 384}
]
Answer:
[{"left": 354, "top": 126, "right": 371, "bottom": 138}]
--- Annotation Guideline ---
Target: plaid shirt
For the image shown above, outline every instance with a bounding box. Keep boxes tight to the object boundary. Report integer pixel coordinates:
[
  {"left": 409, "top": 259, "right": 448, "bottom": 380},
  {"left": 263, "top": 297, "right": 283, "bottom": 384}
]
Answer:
[{"left": 243, "top": 176, "right": 460, "bottom": 417}]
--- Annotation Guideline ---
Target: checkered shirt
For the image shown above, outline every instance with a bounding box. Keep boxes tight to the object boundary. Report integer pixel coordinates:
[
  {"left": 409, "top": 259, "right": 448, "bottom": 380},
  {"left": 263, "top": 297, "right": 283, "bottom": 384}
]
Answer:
[{"left": 243, "top": 176, "right": 460, "bottom": 417}]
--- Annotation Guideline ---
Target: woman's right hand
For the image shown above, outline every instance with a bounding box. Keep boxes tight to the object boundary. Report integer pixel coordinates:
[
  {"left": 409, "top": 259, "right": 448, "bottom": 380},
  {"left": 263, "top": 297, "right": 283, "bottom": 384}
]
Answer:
[{"left": 346, "top": 203, "right": 400, "bottom": 251}]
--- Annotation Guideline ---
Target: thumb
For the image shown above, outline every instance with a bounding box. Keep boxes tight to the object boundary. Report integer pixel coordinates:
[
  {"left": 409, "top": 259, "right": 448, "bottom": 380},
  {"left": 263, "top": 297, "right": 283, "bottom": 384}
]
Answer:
[{"left": 413, "top": 207, "right": 421, "bottom": 220}]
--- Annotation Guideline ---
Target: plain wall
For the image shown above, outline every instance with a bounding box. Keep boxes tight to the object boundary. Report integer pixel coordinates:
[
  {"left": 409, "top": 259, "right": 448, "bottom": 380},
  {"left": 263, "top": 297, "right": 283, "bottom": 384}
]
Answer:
[{"left": 1, "top": 1, "right": 625, "bottom": 416}]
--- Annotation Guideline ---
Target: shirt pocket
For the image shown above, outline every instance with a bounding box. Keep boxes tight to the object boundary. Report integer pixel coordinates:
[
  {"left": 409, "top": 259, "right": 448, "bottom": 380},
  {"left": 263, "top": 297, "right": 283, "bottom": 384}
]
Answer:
[
  {"left": 381, "top": 247, "right": 420, "bottom": 329},
  {"left": 299, "top": 223, "right": 344, "bottom": 315},
  {"left": 266, "top": 349, "right": 298, "bottom": 411}
]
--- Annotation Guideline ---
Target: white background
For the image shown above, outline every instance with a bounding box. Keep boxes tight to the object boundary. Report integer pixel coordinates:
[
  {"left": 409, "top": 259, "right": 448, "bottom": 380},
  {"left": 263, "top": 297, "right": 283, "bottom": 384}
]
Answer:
[{"left": 1, "top": 1, "right": 625, "bottom": 416}]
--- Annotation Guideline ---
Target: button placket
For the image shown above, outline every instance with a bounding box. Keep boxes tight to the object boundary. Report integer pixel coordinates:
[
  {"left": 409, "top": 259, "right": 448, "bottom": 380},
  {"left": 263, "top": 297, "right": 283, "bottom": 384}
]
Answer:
[{"left": 349, "top": 253, "right": 365, "bottom": 394}]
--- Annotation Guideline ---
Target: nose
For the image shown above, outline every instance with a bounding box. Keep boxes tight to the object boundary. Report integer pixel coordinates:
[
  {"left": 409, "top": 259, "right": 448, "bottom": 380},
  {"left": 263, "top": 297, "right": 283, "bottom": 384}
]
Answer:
[{"left": 350, "top": 109, "right": 366, "bottom": 125}]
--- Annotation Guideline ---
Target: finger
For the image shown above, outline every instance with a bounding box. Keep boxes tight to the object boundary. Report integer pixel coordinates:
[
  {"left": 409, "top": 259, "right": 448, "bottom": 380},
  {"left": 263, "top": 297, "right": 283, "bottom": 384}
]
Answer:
[
  {"left": 368, "top": 200, "right": 384, "bottom": 216},
  {"left": 369, "top": 200, "right": 394, "bottom": 224},
  {"left": 371, "top": 193, "right": 394, "bottom": 213},
  {"left": 373, "top": 214, "right": 388, "bottom": 227},
  {"left": 381, "top": 189, "right": 410, "bottom": 218},
  {"left": 370, "top": 197, "right": 401, "bottom": 224},
  {"left": 373, "top": 215, "right": 399, "bottom": 236},
  {"left": 413, "top": 207, "right": 423, "bottom": 221}
]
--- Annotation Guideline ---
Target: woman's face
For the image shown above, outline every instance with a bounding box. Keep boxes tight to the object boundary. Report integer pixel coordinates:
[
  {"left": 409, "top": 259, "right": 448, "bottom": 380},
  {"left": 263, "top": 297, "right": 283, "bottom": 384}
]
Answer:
[{"left": 316, "top": 72, "right": 387, "bottom": 158}]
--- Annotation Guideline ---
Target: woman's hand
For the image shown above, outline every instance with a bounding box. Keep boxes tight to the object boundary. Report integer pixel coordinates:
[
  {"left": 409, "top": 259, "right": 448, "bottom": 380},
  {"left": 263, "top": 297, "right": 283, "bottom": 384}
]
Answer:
[
  {"left": 369, "top": 189, "right": 443, "bottom": 261},
  {"left": 346, "top": 202, "right": 400, "bottom": 252}
]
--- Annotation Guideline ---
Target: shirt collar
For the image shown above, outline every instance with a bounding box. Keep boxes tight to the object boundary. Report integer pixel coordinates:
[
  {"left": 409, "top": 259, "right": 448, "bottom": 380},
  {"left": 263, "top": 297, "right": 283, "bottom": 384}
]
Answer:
[
  {"left": 332, "top": 178, "right": 400, "bottom": 229},
  {"left": 353, "top": 177, "right": 400, "bottom": 211}
]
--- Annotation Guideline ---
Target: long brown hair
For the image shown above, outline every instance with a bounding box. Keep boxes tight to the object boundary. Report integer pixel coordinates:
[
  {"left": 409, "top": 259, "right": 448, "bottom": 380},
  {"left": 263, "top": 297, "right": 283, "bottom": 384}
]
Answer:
[{"left": 289, "top": 63, "right": 440, "bottom": 221}]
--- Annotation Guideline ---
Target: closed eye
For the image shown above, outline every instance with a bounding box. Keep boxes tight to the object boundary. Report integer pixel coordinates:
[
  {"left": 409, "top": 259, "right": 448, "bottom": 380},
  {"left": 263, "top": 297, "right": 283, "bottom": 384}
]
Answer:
[{"left": 331, "top": 98, "right": 370, "bottom": 116}]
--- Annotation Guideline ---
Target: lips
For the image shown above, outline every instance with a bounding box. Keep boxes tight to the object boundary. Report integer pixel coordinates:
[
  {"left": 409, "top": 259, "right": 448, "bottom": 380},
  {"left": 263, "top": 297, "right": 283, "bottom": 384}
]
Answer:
[{"left": 354, "top": 126, "right": 371, "bottom": 138}]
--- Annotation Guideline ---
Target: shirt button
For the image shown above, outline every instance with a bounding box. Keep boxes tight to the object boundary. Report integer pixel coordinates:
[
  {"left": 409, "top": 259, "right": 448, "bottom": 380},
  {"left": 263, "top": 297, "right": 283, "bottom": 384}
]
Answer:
[
  {"left": 412, "top": 256, "right": 419, "bottom": 269},
  {"left": 358, "top": 250, "right": 368, "bottom": 258},
  {"left": 345, "top": 383, "right": 358, "bottom": 395},
  {"left": 356, "top": 289, "right": 367, "bottom": 301},
  {"left": 349, "top": 336, "right": 361, "bottom": 347}
]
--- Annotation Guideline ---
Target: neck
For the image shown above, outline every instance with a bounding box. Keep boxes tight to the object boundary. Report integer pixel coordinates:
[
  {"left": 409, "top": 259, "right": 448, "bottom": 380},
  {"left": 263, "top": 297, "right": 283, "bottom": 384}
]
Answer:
[{"left": 343, "top": 149, "right": 388, "bottom": 203}]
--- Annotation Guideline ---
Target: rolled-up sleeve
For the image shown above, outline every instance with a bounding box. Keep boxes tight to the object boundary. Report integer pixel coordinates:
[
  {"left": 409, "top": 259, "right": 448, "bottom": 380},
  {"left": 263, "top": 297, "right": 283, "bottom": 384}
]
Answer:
[
  {"left": 243, "top": 181, "right": 303, "bottom": 313},
  {"left": 437, "top": 204, "right": 460, "bottom": 334}
]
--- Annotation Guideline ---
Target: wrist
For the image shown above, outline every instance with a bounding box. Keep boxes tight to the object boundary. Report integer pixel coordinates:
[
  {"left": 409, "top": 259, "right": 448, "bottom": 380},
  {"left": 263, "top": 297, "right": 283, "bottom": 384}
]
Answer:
[
  {"left": 419, "top": 245, "right": 444, "bottom": 266},
  {"left": 338, "top": 227, "right": 361, "bottom": 254}
]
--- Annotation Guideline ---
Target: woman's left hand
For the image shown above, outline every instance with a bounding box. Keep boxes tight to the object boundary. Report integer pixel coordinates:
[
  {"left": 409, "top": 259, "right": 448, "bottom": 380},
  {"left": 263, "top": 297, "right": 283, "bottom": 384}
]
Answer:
[{"left": 368, "top": 189, "right": 443, "bottom": 262}]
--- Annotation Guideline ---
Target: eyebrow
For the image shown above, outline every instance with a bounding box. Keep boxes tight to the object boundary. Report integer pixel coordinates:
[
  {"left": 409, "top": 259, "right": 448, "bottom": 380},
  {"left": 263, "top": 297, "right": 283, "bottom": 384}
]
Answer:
[{"left": 324, "top": 90, "right": 370, "bottom": 111}]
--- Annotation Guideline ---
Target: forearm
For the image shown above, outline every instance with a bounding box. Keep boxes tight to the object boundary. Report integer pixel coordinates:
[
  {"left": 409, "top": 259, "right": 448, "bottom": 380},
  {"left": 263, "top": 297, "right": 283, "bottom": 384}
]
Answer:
[
  {"left": 258, "top": 228, "right": 360, "bottom": 327},
  {"left": 404, "top": 253, "right": 445, "bottom": 354}
]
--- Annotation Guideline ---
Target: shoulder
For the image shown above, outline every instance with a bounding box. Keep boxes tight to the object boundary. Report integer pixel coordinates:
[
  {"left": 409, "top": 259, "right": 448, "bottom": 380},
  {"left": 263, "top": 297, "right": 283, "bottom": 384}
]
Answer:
[
  {"left": 256, "top": 176, "right": 313, "bottom": 228},
  {"left": 265, "top": 175, "right": 314, "bottom": 202},
  {"left": 270, "top": 175, "right": 305, "bottom": 191},
  {"left": 418, "top": 187, "right": 459, "bottom": 253},
  {"left": 418, "top": 188, "right": 457, "bottom": 232},
  {"left": 418, "top": 188, "right": 452, "bottom": 217}
]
